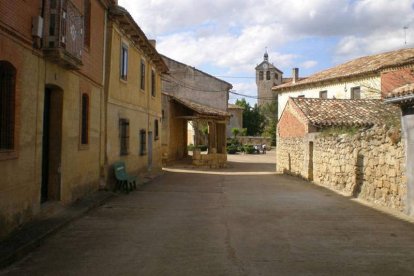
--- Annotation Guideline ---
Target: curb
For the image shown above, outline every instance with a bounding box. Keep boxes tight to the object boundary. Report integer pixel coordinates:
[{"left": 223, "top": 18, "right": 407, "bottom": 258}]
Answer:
[{"left": 0, "top": 191, "right": 114, "bottom": 269}]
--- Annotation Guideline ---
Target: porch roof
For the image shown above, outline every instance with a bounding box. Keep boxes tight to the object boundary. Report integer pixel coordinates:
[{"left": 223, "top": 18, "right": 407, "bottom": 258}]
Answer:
[
  {"left": 168, "top": 95, "right": 231, "bottom": 119},
  {"left": 385, "top": 83, "right": 414, "bottom": 104}
]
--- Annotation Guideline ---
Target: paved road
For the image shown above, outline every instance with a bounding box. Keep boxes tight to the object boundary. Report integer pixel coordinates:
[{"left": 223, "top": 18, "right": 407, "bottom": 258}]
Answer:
[{"left": 2, "top": 151, "right": 414, "bottom": 275}]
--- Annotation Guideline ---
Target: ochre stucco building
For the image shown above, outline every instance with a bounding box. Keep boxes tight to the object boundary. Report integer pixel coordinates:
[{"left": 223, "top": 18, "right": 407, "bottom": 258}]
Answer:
[
  {"left": 104, "top": 5, "right": 168, "bottom": 184},
  {"left": 0, "top": 0, "right": 114, "bottom": 238}
]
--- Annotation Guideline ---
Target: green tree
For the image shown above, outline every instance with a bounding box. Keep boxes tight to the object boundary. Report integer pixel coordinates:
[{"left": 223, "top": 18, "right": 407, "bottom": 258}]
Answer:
[
  {"left": 260, "top": 99, "right": 278, "bottom": 146},
  {"left": 231, "top": 127, "right": 240, "bottom": 138},
  {"left": 235, "top": 98, "right": 265, "bottom": 136}
]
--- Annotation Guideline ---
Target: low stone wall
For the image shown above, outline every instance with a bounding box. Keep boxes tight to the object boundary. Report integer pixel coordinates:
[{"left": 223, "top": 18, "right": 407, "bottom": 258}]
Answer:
[
  {"left": 192, "top": 150, "right": 227, "bottom": 168},
  {"left": 237, "top": 136, "right": 272, "bottom": 147},
  {"left": 277, "top": 126, "right": 407, "bottom": 212}
]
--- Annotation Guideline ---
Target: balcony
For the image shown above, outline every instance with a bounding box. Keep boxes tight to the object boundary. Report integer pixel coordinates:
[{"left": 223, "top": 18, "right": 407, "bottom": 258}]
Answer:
[{"left": 43, "top": 0, "right": 83, "bottom": 70}]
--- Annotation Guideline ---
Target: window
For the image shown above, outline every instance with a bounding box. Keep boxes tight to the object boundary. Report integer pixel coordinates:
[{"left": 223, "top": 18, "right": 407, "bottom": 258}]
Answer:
[
  {"left": 154, "top": 119, "right": 159, "bottom": 140},
  {"left": 319, "top": 90, "right": 327, "bottom": 99},
  {"left": 298, "top": 95, "right": 305, "bottom": 98},
  {"left": 80, "top": 93, "right": 89, "bottom": 145},
  {"left": 351, "top": 86, "right": 361, "bottom": 99},
  {"left": 140, "top": 129, "right": 146, "bottom": 155},
  {"left": 274, "top": 73, "right": 279, "bottom": 80},
  {"left": 259, "top": 71, "right": 263, "bottom": 80},
  {"left": 140, "top": 59, "right": 146, "bottom": 90},
  {"left": 0, "top": 61, "right": 16, "bottom": 151},
  {"left": 151, "top": 69, "right": 156, "bottom": 97},
  {"left": 119, "top": 119, "right": 129, "bottom": 155},
  {"left": 120, "top": 43, "right": 128, "bottom": 80},
  {"left": 266, "top": 71, "right": 270, "bottom": 80},
  {"left": 83, "top": 0, "right": 91, "bottom": 48}
]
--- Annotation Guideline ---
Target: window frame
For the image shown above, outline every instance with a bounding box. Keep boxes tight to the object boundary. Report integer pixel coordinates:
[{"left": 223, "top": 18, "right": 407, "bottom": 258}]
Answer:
[
  {"left": 119, "top": 118, "right": 130, "bottom": 156},
  {"left": 151, "top": 68, "right": 156, "bottom": 97},
  {"left": 79, "top": 92, "right": 90, "bottom": 148},
  {"left": 120, "top": 43, "right": 128, "bottom": 81},
  {"left": 319, "top": 90, "right": 327, "bottom": 99},
  {"left": 140, "top": 129, "right": 146, "bottom": 156},
  {"left": 0, "top": 60, "right": 17, "bottom": 160},
  {"left": 83, "top": 0, "right": 91, "bottom": 48},
  {"left": 351, "top": 86, "right": 361, "bottom": 99},
  {"left": 154, "top": 119, "right": 159, "bottom": 140},
  {"left": 140, "top": 59, "right": 146, "bottom": 91}
]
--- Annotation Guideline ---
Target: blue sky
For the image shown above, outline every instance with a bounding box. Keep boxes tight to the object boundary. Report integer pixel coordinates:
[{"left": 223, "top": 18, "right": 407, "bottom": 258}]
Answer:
[{"left": 119, "top": 0, "right": 414, "bottom": 105}]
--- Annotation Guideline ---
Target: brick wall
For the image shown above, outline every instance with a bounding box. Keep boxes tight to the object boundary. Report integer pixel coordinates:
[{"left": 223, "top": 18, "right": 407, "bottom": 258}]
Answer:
[
  {"left": 381, "top": 67, "right": 414, "bottom": 96},
  {"left": 277, "top": 100, "right": 308, "bottom": 138}
]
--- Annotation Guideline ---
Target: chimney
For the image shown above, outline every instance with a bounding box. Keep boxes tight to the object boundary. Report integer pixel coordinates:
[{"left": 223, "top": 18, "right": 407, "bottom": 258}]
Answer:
[
  {"left": 292, "top": 68, "right": 299, "bottom": 83},
  {"left": 149, "top": 39, "right": 156, "bottom": 48}
]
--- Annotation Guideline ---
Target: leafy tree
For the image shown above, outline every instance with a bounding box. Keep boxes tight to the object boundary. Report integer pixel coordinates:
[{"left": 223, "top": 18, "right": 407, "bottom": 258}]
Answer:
[
  {"left": 260, "top": 99, "right": 278, "bottom": 146},
  {"left": 235, "top": 98, "right": 265, "bottom": 136},
  {"left": 231, "top": 127, "right": 240, "bottom": 139}
]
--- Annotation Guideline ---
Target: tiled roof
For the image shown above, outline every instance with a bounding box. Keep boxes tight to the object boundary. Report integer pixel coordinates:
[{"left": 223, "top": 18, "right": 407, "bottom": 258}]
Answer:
[
  {"left": 290, "top": 98, "right": 399, "bottom": 127},
  {"left": 385, "top": 83, "right": 414, "bottom": 104},
  {"left": 274, "top": 48, "right": 414, "bottom": 92},
  {"left": 169, "top": 95, "right": 231, "bottom": 118}
]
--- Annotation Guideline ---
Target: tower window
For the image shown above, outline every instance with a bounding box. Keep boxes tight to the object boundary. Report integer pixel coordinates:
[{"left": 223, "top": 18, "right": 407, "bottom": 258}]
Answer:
[
  {"left": 275, "top": 73, "right": 279, "bottom": 80},
  {"left": 259, "top": 71, "right": 263, "bottom": 80},
  {"left": 319, "top": 90, "right": 327, "bottom": 99},
  {"left": 266, "top": 71, "right": 270, "bottom": 80},
  {"left": 0, "top": 61, "right": 16, "bottom": 151}
]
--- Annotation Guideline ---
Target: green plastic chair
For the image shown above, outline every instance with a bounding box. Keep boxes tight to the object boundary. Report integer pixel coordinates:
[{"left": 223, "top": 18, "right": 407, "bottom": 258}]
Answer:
[{"left": 113, "top": 161, "right": 137, "bottom": 193}]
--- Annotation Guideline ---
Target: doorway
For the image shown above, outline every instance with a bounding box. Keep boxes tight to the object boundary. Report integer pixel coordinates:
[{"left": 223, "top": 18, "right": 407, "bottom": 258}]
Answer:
[{"left": 41, "top": 87, "right": 63, "bottom": 203}]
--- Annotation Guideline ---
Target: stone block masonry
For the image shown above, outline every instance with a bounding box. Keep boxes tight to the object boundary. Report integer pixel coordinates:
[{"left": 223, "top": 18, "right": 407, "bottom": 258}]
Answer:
[{"left": 277, "top": 125, "right": 407, "bottom": 212}]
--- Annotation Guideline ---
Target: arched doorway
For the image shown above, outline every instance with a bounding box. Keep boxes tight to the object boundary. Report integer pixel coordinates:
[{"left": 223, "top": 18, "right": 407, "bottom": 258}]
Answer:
[{"left": 41, "top": 85, "right": 63, "bottom": 203}]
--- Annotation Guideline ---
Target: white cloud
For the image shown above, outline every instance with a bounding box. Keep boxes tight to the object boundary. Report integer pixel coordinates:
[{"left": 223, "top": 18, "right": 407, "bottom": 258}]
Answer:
[{"left": 119, "top": 0, "right": 414, "bottom": 103}]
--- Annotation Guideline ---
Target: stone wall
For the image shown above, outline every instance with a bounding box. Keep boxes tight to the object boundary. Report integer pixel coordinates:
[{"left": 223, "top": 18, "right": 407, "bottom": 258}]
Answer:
[
  {"left": 192, "top": 150, "right": 227, "bottom": 168},
  {"left": 237, "top": 136, "right": 272, "bottom": 148},
  {"left": 277, "top": 126, "right": 407, "bottom": 212}
]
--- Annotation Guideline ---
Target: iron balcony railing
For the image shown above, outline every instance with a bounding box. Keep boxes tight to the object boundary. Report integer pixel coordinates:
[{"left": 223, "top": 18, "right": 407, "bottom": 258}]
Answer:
[{"left": 43, "top": 0, "right": 84, "bottom": 69}]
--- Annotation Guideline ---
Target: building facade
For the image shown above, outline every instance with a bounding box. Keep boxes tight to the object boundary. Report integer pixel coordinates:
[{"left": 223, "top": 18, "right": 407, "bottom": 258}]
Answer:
[
  {"left": 104, "top": 5, "right": 168, "bottom": 184},
  {"left": 273, "top": 48, "right": 414, "bottom": 119},
  {"left": 0, "top": 0, "right": 114, "bottom": 238},
  {"left": 161, "top": 56, "right": 232, "bottom": 167},
  {"left": 226, "top": 104, "right": 244, "bottom": 138}
]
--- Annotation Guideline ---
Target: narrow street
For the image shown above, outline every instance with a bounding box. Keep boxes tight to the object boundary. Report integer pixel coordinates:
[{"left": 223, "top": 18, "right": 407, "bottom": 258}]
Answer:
[{"left": 2, "top": 151, "right": 414, "bottom": 275}]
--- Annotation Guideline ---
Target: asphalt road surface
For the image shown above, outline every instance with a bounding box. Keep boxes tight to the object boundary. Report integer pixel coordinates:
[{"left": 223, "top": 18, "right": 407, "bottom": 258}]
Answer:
[{"left": 2, "top": 150, "right": 414, "bottom": 275}]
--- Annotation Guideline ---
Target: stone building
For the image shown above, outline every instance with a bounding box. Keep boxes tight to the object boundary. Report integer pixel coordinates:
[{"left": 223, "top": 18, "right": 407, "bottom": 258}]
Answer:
[
  {"left": 277, "top": 98, "right": 405, "bottom": 213},
  {"left": 161, "top": 56, "right": 232, "bottom": 167},
  {"left": 273, "top": 48, "right": 414, "bottom": 119},
  {"left": 226, "top": 104, "right": 244, "bottom": 138},
  {"left": 255, "top": 51, "right": 283, "bottom": 107},
  {"left": 0, "top": 0, "right": 115, "bottom": 238},
  {"left": 103, "top": 5, "right": 168, "bottom": 185}
]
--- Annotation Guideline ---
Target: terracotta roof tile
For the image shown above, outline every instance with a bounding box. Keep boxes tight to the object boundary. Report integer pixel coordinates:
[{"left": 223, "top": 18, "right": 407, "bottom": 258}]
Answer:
[
  {"left": 290, "top": 98, "right": 399, "bottom": 127},
  {"left": 274, "top": 48, "right": 414, "bottom": 91}
]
